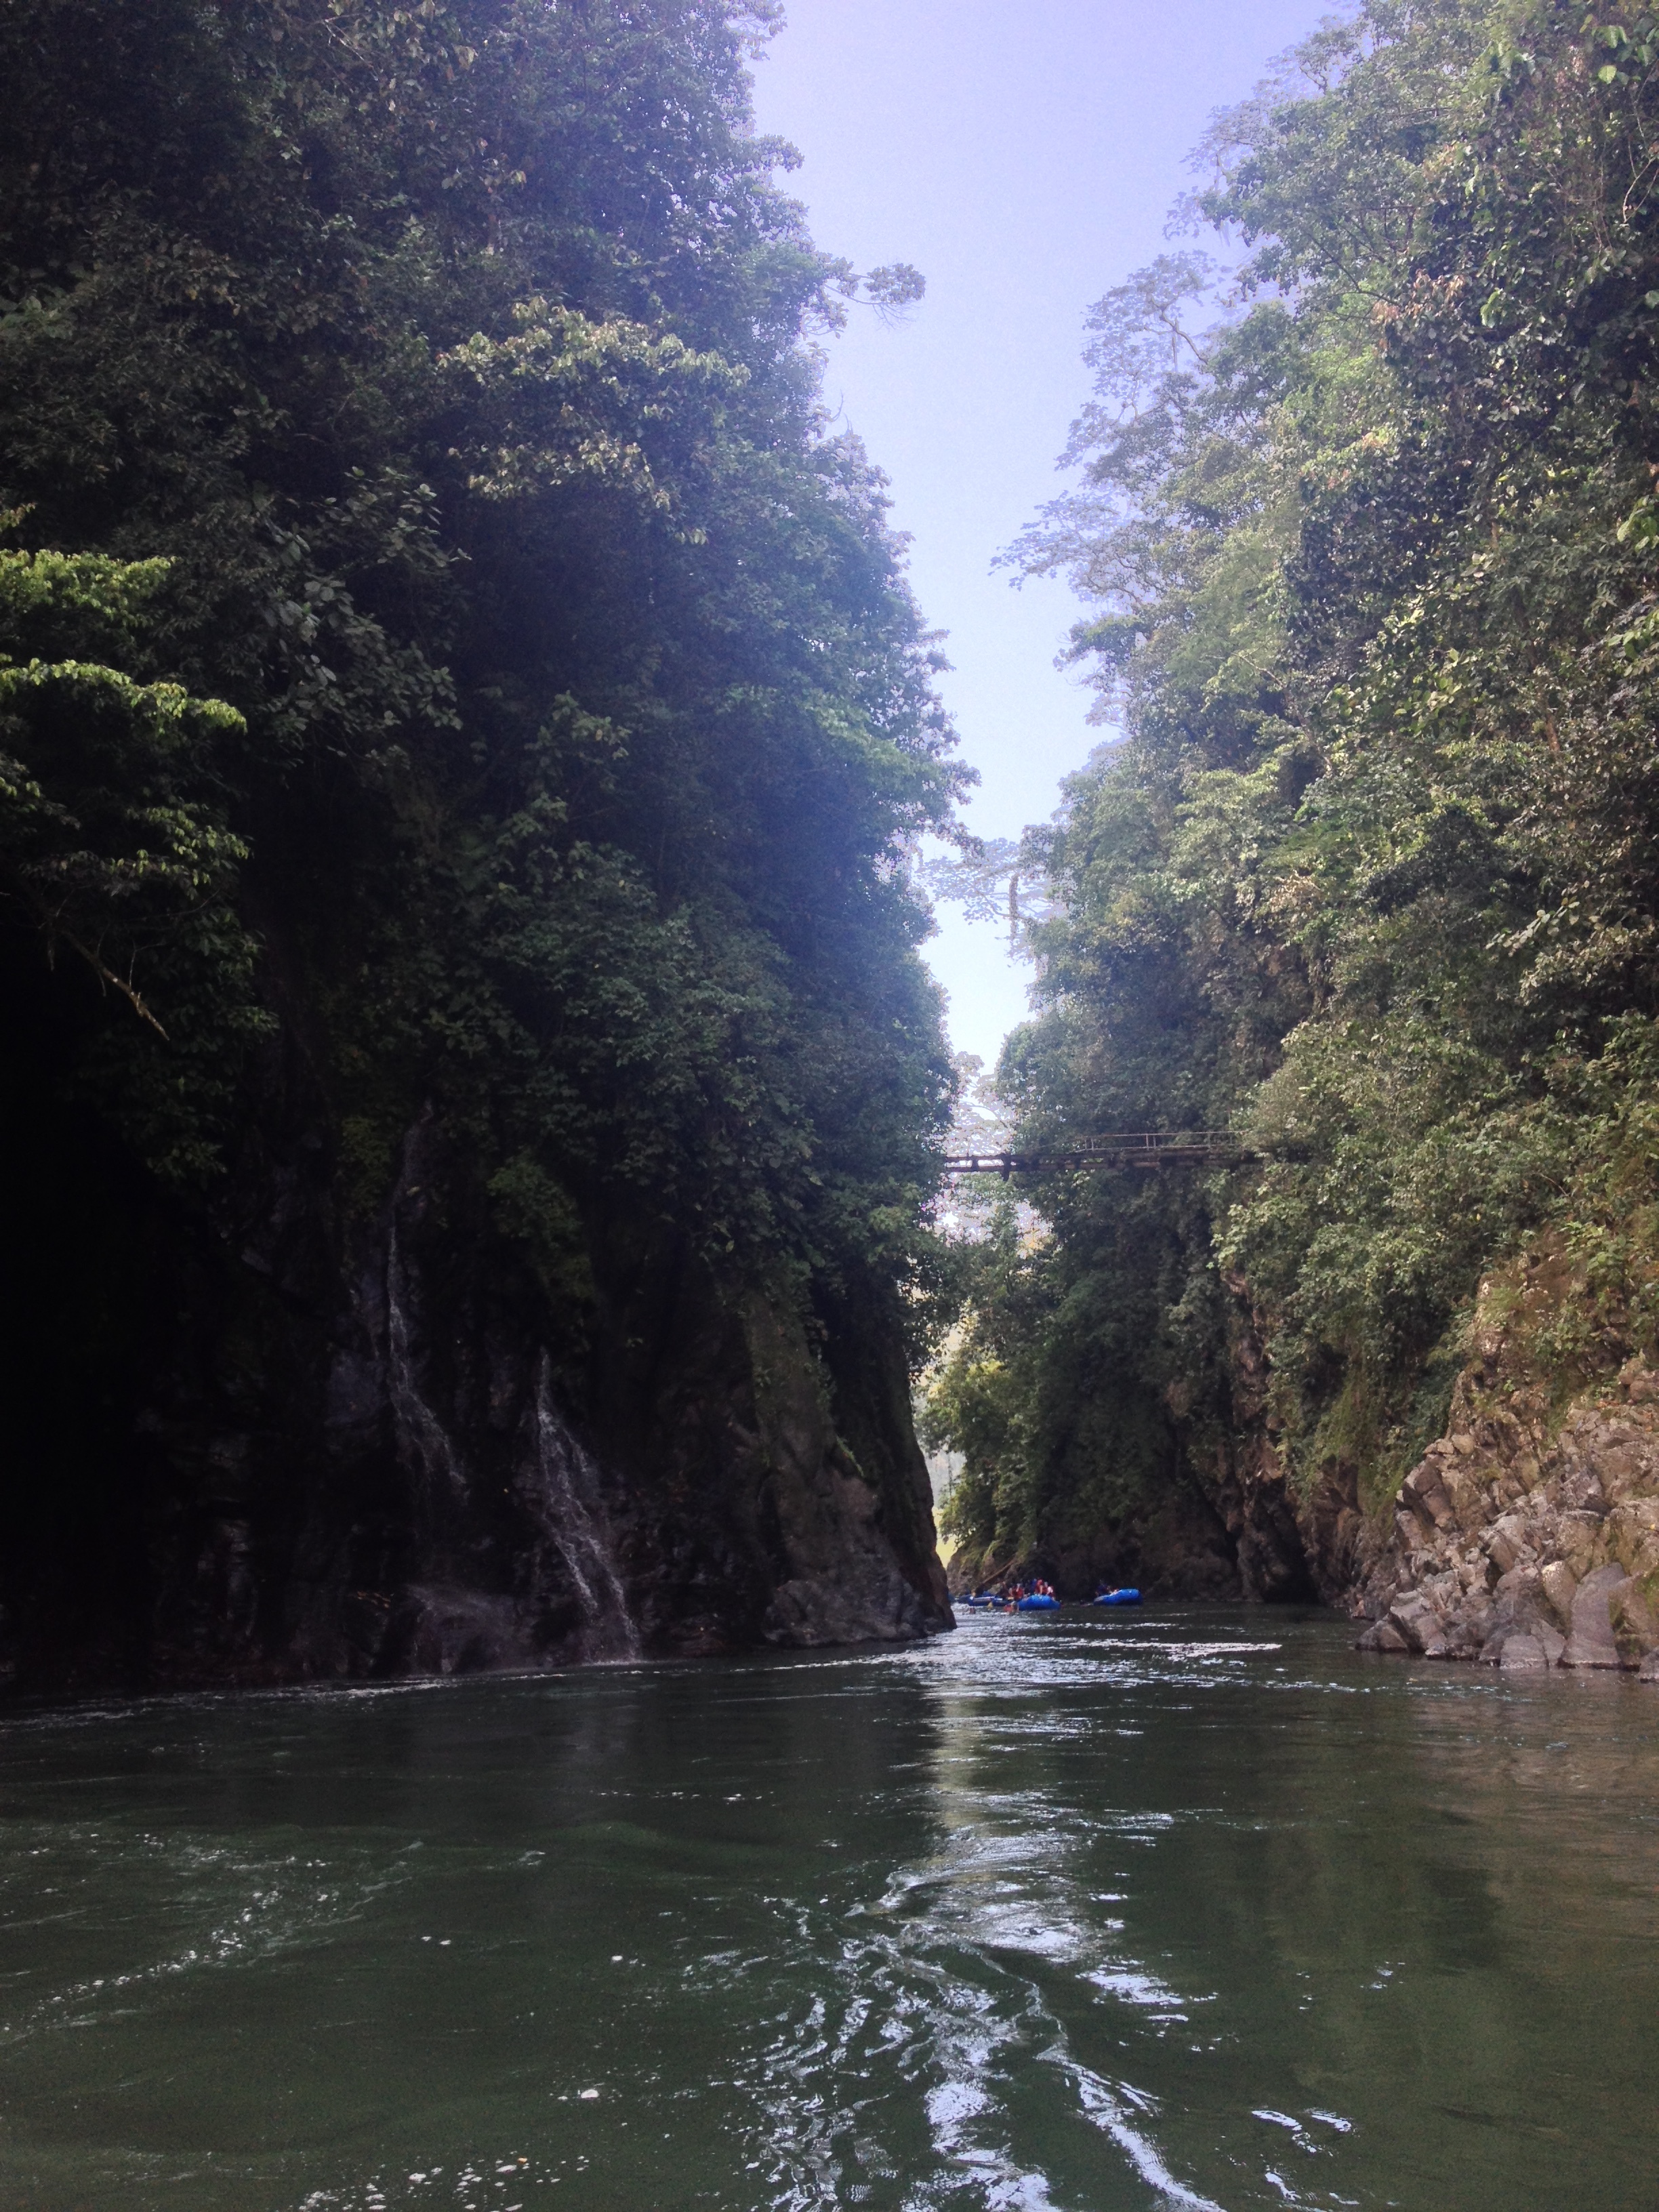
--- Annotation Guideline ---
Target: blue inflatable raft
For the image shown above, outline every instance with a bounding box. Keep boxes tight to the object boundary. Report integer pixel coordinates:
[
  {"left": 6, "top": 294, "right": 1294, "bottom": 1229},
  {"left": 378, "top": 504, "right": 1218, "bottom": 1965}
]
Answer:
[
  {"left": 1015, "top": 1593, "right": 1059, "bottom": 1612},
  {"left": 1092, "top": 1588, "right": 1142, "bottom": 1606}
]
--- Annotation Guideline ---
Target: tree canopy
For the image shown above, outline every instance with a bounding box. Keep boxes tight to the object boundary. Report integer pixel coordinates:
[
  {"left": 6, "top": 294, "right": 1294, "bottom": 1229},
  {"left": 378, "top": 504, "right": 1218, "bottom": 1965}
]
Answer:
[{"left": 0, "top": 0, "right": 965, "bottom": 1407}]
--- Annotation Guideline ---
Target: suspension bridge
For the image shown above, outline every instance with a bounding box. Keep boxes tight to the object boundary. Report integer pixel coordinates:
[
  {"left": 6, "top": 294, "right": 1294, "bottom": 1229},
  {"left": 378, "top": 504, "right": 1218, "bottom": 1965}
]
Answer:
[{"left": 938, "top": 1130, "right": 1254, "bottom": 1180}]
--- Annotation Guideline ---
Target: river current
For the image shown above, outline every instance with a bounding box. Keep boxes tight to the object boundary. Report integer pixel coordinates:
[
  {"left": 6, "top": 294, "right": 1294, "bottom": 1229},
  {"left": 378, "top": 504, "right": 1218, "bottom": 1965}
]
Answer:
[{"left": 1, "top": 1608, "right": 1655, "bottom": 2211}]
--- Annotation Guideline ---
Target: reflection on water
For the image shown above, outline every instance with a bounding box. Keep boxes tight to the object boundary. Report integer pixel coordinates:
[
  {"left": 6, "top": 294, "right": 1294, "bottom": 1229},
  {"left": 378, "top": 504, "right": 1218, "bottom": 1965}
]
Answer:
[{"left": 1, "top": 1612, "right": 1656, "bottom": 2210}]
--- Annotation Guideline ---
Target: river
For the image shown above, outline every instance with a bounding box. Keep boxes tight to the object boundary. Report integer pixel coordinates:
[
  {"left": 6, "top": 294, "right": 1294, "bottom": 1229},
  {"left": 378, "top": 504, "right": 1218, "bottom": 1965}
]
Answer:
[{"left": 1, "top": 1608, "right": 1654, "bottom": 2211}]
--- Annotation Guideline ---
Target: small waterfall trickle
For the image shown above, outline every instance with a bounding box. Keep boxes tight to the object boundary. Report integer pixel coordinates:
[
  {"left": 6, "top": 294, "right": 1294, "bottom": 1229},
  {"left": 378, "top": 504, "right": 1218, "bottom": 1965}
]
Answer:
[
  {"left": 523, "top": 1355, "right": 640, "bottom": 1662},
  {"left": 384, "top": 1197, "right": 467, "bottom": 1503}
]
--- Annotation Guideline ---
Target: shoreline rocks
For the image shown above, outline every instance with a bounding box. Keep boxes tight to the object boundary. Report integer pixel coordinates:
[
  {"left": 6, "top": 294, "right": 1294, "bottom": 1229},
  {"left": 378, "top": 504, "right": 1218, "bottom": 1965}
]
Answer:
[{"left": 1351, "top": 1359, "right": 1659, "bottom": 1677}]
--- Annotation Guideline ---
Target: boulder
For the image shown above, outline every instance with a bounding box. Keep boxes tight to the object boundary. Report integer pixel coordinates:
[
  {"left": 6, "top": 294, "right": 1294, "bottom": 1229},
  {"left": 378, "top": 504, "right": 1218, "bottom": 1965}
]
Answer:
[
  {"left": 1499, "top": 1633, "right": 1549, "bottom": 1671},
  {"left": 1540, "top": 1559, "right": 1578, "bottom": 1629},
  {"left": 1356, "top": 1618, "right": 1410, "bottom": 1654},
  {"left": 1639, "top": 1649, "right": 1659, "bottom": 1683},
  {"left": 1609, "top": 1578, "right": 1658, "bottom": 1666},
  {"left": 1561, "top": 1563, "right": 1630, "bottom": 1669},
  {"left": 1557, "top": 1510, "right": 1607, "bottom": 1578},
  {"left": 1403, "top": 1465, "right": 1456, "bottom": 1529},
  {"left": 1481, "top": 1574, "right": 1565, "bottom": 1665},
  {"left": 1450, "top": 1590, "right": 1494, "bottom": 1652},
  {"left": 1485, "top": 1516, "right": 1528, "bottom": 1574},
  {"left": 1387, "top": 1591, "right": 1449, "bottom": 1657}
]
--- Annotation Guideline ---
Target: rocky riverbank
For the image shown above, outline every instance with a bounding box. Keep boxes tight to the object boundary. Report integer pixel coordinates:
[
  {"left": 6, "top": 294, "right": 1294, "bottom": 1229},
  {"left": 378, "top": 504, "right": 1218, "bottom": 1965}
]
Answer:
[
  {"left": 945, "top": 1235, "right": 1659, "bottom": 1680},
  {"left": 1349, "top": 1252, "right": 1659, "bottom": 1676},
  {"left": 1350, "top": 1379, "right": 1659, "bottom": 1675},
  {"left": 0, "top": 1103, "right": 951, "bottom": 1693}
]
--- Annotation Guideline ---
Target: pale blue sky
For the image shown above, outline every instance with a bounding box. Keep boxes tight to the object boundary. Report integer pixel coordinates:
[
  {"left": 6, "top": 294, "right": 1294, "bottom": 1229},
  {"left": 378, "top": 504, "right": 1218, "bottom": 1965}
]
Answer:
[{"left": 749, "top": 0, "right": 1336, "bottom": 1069}]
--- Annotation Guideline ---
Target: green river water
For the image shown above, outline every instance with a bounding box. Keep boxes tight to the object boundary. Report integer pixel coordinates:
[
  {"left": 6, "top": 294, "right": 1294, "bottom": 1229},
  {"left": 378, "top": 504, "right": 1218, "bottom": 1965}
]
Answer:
[{"left": 1, "top": 1607, "right": 1655, "bottom": 2212}]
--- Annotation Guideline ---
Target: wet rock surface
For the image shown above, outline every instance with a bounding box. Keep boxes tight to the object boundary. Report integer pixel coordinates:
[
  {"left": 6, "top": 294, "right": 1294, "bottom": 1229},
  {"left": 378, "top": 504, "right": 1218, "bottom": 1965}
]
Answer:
[
  {"left": 0, "top": 1113, "right": 951, "bottom": 1692},
  {"left": 1351, "top": 1355, "right": 1659, "bottom": 1677},
  {"left": 946, "top": 1246, "right": 1659, "bottom": 1652}
]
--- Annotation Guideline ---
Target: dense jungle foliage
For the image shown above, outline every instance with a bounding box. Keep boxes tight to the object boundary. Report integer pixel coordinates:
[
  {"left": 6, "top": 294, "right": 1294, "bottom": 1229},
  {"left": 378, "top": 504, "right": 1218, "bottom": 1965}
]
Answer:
[
  {"left": 0, "top": 0, "right": 962, "bottom": 1430},
  {"left": 931, "top": 0, "right": 1659, "bottom": 1578}
]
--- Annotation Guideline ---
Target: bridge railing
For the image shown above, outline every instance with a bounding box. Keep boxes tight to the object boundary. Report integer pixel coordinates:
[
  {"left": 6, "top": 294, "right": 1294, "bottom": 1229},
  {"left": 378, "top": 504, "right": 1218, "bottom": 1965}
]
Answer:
[{"left": 937, "top": 1131, "right": 1252, "bottom": 1179}]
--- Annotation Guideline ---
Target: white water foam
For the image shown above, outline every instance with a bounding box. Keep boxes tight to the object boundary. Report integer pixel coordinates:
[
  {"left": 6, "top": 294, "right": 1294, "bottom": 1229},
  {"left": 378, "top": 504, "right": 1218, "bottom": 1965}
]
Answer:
[
  {"left": 384, "top": 1210, "right": 467, "bottom": 1503},
  {"left": 521, "top": 1355, "right": 640, "bottom": 1663}
]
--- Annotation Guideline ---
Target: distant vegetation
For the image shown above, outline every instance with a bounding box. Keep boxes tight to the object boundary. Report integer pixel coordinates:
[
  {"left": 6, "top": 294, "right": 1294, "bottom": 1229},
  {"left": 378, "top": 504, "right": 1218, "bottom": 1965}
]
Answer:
[{"left": 930, "top": 0, "right": 1659, "bottom": 1574}]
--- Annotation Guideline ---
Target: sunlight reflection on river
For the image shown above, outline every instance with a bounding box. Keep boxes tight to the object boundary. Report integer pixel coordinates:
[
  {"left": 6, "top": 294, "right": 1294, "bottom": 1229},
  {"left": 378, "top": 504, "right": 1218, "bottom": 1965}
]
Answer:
[{"left": 0, "top": 1610, "right": 1656, "bottom": 2211}]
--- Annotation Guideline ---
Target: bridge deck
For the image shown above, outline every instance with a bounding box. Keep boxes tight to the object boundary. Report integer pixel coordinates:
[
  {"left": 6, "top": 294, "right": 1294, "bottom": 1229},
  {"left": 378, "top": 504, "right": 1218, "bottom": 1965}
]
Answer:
[{"left": 939, "top": 1132, "right": 1250, "bottom": 1179}]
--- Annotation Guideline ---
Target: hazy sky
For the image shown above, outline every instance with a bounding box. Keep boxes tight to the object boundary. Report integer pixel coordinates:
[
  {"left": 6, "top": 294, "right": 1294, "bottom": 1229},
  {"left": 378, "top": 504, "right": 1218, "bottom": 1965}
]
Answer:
[{"left": 748, "top": 0, "right": 1335, "bottom": 1071}]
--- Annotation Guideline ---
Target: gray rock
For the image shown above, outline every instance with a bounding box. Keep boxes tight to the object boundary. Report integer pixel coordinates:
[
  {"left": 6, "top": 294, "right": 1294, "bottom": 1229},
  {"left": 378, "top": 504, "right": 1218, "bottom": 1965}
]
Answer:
[
  {"left": 1582, "top": 1558, "right": 1631, "bottom": 1597},
  {"left": 1500, "top": 1634, "right": 1549, "bottom": 1671},
  {"left": 1639, "top": 1650, "right": 1659, "bottom": 1683},
  {"left": 1540, "top": 1558, "right": 1578, "bottom": 1628},
  {"left": 1404, "top": 1465, "right": 1456, "bottom": 1528},
  {"left": 1356, "top": 1618, "right": 1410, "bottom": 1654},
  {"left": 1481, "top": 1614, "right": 1561, "bottom": 1666},
  {"left": 1561, "top": 1563, "right": 1629, "bottom": 1669},
  {"left": 1490, "top": 1563, "right": 1546, "bottom": 1619},
  {"left": 1486, "top": 1512, "right": 1534, "bottom": 1575},
  {"left": 1388, "top": 1591, "right": 1449, "bottom": 1657},
  {"left": 1609, "top": 1578, "right": 1658, "bottom": 1665},
  {"left": 1557, "top": 1509, "right": 1606, "bottom": 1577},
  {"left": 1619, "top": 1584, "right": 1654, "bottom": 1637},
  {"left": 1456, "top": 1589, "right": 1494, "bottom": 1641}
]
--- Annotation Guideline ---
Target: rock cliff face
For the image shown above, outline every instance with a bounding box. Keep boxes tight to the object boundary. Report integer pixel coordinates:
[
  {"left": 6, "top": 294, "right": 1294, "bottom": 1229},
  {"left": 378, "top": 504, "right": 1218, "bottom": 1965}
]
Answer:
[
  {"left": 1192, "top": 1242, "right": 1659, "bottom": 1673},
  {"left": 943, "top": 1283, "right": 1328, "bottom": 1607},
  {"left": 1190, "top": 1283, "right": 1332, "bottom": 1604},
  {"left": 1348, "top": 1389, "right": 1659, "bottom": 1675},
  {"left": 0, "top": 1099, "right": 951, "bottom": 1692},
  {"left": 1345, "top": 1261, "right": 1659, "bottom": 1675},
  {"left": 970, "top": 1249, "right": 1659, "bottom": 1662}
]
